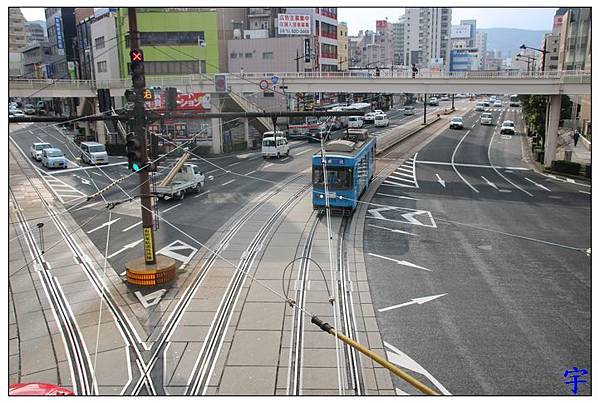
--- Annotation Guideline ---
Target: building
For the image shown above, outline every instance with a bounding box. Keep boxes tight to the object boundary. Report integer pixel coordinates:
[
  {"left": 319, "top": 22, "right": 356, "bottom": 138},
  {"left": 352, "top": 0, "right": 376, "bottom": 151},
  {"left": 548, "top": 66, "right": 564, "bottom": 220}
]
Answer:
[
  {"left": 556, "top": 8, "right": 591, "bottom": 136},
  {"left": 44, "top": 8, "right": 78, "bottom": 79},
  {"left": 246, "top": 8, "right": 282, "bottom": 38},
  {"left": 374, "top": 19, "right": 394, "bottom": 67},
  {"left": 541, "top": 33, "right": 560, "bottom": 71},
  {"left": 392, "top": 16, "right": 405, "bottom": 65},
  {"left": 337, "top": 22, "right": 348, "bottom": 70},
  {"left": 348, "top": 33, "right": 362, "bottom": 67},
  {"left": 22, "top": 41, "right": 52, "bottom": 78},
  {"left": 75, "top": 14, "right": 95, "bottom": 80},
  {"left": 9, "top": 8, "right": 28, "bottom": 51},
  {"left": 228, "top": 36, "right": 305, "bottom": 72},
  {"left": 403, "top": 8, "right": 451, "bottom": 68},
  {"left": 116, "top": 8, "right": 220, "bottom": 77},
  {"left": 26, "top": 21, "right": 47, "bottom": 45},
  {"left": 475, "top": 31, "right": 487, "bottom": 70},
  {"left": 91, "top": 9, "right": 121, "bottom": 83}
]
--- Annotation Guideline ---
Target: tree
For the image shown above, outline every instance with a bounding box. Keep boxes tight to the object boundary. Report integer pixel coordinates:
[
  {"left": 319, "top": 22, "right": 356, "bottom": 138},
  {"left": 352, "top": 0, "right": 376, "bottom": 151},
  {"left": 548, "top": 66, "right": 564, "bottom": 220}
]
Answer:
[{"left": 519, "top": 95, "right": 548, "bottom": 143}]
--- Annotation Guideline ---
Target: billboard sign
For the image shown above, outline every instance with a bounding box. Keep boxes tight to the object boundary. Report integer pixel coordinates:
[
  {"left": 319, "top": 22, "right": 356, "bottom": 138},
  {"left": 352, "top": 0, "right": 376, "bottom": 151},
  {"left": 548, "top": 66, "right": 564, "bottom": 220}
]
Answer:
[
  {"left": 278, "top": 14, "right": 311, "bottom": 35},
  {"left": 214, "top": 74, "right": 227, "bottom": 92},
  {"left": 304, "top": 38, "right": 311, "bottom": 63},
  {"left": 145, "top": 92, "right": 211, "bottom": 111},
  {"left": 376, "top": 20, "right": 388, "bottom": 29},
  {"left": 451, "top": 24, "right": 472, "bottom": 39},
  {"left": 54, "top": 16, "right": 65, "bottom": 55}
]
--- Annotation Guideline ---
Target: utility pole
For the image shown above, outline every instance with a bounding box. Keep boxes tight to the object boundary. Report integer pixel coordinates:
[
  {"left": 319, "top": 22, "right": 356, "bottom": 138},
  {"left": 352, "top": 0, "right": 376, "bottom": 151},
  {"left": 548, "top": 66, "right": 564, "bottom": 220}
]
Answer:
[
  {"left": 122, "top": 8, "right": 176, "bottom": 287},
  {"left": 423, "top": 94, "right": 427, "bottom": 125}
]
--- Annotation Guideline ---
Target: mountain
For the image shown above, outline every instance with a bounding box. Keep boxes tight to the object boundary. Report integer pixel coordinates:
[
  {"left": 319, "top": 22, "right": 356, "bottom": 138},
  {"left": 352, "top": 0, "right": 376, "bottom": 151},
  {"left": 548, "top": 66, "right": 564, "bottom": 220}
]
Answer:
[{"left": 479, "top": 28, "right": 549, "bottom": 59}]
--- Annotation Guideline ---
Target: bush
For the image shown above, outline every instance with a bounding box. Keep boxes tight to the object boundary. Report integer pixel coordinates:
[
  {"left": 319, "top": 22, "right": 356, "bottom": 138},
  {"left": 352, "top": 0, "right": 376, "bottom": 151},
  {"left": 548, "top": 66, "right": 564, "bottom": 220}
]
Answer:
[
  {"left": 535, "top": 150, "right": 545, "bottom": 162},
  {"left": 551, "top": 160, "right": 581, "bottom": 175}
]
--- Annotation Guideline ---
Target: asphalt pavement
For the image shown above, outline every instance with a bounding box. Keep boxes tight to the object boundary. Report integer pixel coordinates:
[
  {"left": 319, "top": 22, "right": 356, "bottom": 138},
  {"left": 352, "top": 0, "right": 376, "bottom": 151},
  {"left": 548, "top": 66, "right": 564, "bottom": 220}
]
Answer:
[{"left": 363, "top": 101, "right": 591, "bottom": 395}]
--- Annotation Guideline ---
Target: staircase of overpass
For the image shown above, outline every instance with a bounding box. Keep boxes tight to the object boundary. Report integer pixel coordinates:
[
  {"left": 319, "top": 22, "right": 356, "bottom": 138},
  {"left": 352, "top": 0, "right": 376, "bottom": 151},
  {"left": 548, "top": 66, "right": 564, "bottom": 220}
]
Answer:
[{"left": 226, "top": 90, "right": 274, "bottom": 133}]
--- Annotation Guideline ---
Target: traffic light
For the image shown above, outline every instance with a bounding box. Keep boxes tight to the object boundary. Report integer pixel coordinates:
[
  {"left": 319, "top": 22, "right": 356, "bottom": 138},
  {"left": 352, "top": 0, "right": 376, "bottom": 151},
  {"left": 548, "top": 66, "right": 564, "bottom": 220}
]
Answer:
[
  {"left": 130, "top": 48, "right": 145, "bottom": 89},
  {"left": 126, "top": 133, "right": 144, "bottom": 172},
  {"left": 165, "top": 87, "right": 178, "bottom": 111}
]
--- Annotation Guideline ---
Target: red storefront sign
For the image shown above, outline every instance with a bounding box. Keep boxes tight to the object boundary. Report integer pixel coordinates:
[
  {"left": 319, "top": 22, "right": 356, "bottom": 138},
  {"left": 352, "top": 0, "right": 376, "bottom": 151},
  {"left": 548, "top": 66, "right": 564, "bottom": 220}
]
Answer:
[{"left": 145, "top": 92, "right": 211, "bottom": 112}]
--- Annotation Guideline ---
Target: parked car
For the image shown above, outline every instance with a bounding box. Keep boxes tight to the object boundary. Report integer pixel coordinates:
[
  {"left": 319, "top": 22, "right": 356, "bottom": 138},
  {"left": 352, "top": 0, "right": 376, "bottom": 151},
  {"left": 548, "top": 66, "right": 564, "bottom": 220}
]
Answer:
[
  {"left": 480, "top": 112, "right": 494, "bottom": 125},
  {"left": 493, "top": 100, "right": 503, "bottom": 107},
  {"left": 403, "top": 106, "right": 415, "bottom": 116},
  {"left": 363, "top": 112, "right": 377, "bottom": 123},
  {"left": 10, "top": 108, "right": 25, "bottom": 117},
  {"left": 475, "top": 102, "right": 486, "bottom": 112},
  {"left": 348, "top": 116, "right": 364, "bottom": 128},
  {"left": 428, "top": 97, "right": 439, "bottom": 106},
  {"left": 500, "top": 120, "right": 516, "bottom": 135},
  {"left": 373, "top": 109, "right": 385, "bottom": 115},
  {"left": 449, "top": 117, "right": 464, "bottom": 130},
  {"left": 41, "top": 148, "right": 68, "bottom": 169},
  {"left": 23, "top": 104, "right": 36, "bottom": 115},
  {"left": 374, "top": 114, "right": 390, "bottom": 127},
  {"left": 80, "top": 141, "right": 108, "bottom": 164},
  {"left": 30, "top": 142, "right": 53, "bottom": 161},
  {"left": 262, "top": 134, "right": 290, "bottom": 159},
  {"left": 440, "top": 95, "right": 449, "bottom": 101},
  {"left": 36, "top": 101, "right": 47, "bottom": 115}
]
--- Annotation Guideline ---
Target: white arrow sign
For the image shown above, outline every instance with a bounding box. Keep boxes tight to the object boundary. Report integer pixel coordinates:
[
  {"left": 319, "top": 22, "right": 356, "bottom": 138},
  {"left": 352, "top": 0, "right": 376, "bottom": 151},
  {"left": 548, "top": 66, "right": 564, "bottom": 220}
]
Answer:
[
  {"left": 435, "top": 174, "right": 446, "bottom": 188},
  {"left": 368, "top": 253, "right": 431, "bottom": 271},
  {"left": 368, "top": 207, "right": 437, "bottom": 228},
  {"left": 481, "top": 176, "right": 498, "bottom": 190},
  {"left": 107, "top": 239, "right": 143, "bottom": 259},
  {"left": 87, "top": 217, "right": 121, "bottom": 234},
  {"left": 378, "top": 293, "right": 447, "bottom": 312},
  {"left": 81, "top": 178, "right": 91, "bottom": 185}
]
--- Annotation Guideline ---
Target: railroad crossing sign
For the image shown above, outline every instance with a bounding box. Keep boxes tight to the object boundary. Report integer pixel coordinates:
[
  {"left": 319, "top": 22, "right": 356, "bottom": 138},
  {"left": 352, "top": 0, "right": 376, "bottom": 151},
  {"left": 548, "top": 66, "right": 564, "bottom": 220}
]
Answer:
[{"left": 259, "top": 79, "right": 269, "bottom": 91}]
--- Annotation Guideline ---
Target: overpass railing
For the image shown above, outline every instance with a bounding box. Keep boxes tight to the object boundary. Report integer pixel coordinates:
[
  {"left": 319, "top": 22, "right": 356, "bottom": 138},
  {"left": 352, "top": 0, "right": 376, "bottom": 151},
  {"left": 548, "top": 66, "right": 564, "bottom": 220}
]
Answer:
[{"left": 9, "top": 70, "right": 590, "bottom": 93}]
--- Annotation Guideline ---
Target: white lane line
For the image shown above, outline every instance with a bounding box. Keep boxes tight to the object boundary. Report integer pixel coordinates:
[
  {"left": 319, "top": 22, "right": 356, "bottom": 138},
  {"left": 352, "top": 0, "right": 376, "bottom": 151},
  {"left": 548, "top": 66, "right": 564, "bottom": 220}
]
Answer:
[
  {"left": 525, "top": 178, "right": 551, "bottom": 192},
  {"left": 87, "top": 218, "right": 121, "bottom": 234},
  {"left": 280, "top": 157, "right": 289, "bottom": 162},
  {"left": 122, "top": 221, "right": 142, "bottom": 232},
  {"left": 451, "top": 130, "right": 479, "bottom": 193},
  {"left": 486, "top": 129, "right": 534, "bottom": 197},
  {"left": 107, "top": 239, "right": 143, "bottom": 259},
  {"left": 263, "top": 163, "right": 274, "bottom": 168},
  {"left": 193, "top": 190, "right": 210, "bottom": 198},
  {"left": 392, "top": 171, "right": 415, "bottom": 179},
  {"left": 387, "top": 175, "right": 415, "bottom": 184},
  {"left": 540, "top": 172, "right": 590, "bottom": 188},
  {"left": 376, "top": 193, "right": 419, "bottom": 201},
  {"left": 368, "top": 253, "right": 431, "bottom": 271},
  {"left": 396, "top": 166, "right": 414, "bottom": 174},
  {"left": 206, "top": 168, "right": 220, "bottom": 174},
  {"left": 244, "top": 170, "right": 257, "bottom": 176},
  {"left": 163, "top": 203, "right": 182, "bottom": 213},
  {"left": 579, "top": 190, "right": 591, "bottom": 195},
  {"left": 74, "top": 201, "right": 103, "bottom": 211},
  {"left": 221, "top": 179, "right": 236, "bottom": 186},
  {"left": 228, "top": 161, "right": 242, "bottom": 167},
  {"left": 383, "top": 180, "right": 414, "bottom": 188},
  {"left": 481, "top": 176, "right": 498, "bottom": 190},
  {"left": 435, "top": 174, "right": 446, "bottom": 188},
  {"left": 378, "top": 293, "right": 447, "bottom": 312},
  {"left": 368, "top": 224, "right": 416, "bottom": 236},
  {"left": 498, "top": 189, "right": 512, "bottom": 193},
  {"left": 91, "top": 172, "right": 102, "bottom": 177},
  {"left": 44, "top": 161, "right": 128, "bottom": 175},
  {"left": 294, "top": 149, "right": 311, "bottom": 156}
]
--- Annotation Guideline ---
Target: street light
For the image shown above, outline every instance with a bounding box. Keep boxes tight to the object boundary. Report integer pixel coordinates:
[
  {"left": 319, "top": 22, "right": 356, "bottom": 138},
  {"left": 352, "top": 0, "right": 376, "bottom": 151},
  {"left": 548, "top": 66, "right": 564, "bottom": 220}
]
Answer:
[
  {"left": 519, "top": 43, "right": 548, "bottom": 72},
  {"left": 516, "top": 53, "right": 536, "bottom": 73}
]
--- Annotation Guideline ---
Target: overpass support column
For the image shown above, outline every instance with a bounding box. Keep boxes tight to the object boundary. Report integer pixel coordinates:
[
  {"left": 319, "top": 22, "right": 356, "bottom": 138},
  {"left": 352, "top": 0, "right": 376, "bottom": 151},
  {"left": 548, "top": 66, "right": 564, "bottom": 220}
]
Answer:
[
  {"left": 211, "top": 118, "right": 223, "bottom": 154},
  {"left": 543, "top": 94, "right": 561, "bottom": 168},
  {"left": 244, "top": 118, "right": 251, "bottom": 149},
  {"left": 96, "top": 121, "right": 106, "bottom": 144}
]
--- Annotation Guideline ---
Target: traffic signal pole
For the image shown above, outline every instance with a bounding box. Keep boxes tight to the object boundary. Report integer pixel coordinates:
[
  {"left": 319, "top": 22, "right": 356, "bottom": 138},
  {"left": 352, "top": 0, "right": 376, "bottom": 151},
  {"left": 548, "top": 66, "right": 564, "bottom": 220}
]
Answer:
[{"left": 128, "top": 8, "right": 156, "bottom": 265}]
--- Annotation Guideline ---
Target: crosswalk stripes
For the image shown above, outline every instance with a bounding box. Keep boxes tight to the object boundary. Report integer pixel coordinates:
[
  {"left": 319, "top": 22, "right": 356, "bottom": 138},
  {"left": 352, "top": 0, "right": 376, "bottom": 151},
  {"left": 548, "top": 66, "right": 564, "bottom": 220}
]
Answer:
[
  {"left": 382, "top": 154, "right": 419, "bottom": 189},
  {"left": 40, "top": 174, "right": 88, "bottom": 204}
]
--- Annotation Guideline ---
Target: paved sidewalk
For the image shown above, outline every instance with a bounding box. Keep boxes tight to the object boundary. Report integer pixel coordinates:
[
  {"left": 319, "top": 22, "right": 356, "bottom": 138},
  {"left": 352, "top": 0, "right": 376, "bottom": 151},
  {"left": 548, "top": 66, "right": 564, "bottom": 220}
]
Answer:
[{"left": 556, "top": 132, "right": 591, "bottom": 165}]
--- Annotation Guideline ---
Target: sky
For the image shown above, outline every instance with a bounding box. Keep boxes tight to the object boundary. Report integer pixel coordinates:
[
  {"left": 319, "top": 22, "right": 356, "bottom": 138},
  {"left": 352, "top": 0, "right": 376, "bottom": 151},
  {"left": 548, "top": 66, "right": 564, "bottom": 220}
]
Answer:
[{"left": 20, "top": 7, "right": 557, "bottom": 33}]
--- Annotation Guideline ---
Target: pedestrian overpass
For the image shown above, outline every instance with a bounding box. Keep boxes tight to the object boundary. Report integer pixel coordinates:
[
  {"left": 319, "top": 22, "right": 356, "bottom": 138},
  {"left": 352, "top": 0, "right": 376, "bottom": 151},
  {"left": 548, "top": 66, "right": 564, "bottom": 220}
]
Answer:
[{"left": 9, "top": 70, "right": 591, "bottom": 98}]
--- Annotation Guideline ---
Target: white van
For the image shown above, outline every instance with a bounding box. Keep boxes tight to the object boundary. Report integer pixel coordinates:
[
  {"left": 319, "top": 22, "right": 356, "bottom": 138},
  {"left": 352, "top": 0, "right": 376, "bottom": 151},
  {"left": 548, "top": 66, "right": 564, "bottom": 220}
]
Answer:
[
  {"left": 262, "top": 132, "right": 289, "bottom": 159},
  {"left": 374, "top": 113, "right": 389, "bottom": 127},
  {"left": 475, "top": 102, "right": 486, "bottom": 112},
  {"left": 348, "top": 116, "right": 364, "bottom": 128},
  {"left": 80, "top": 141, "right": 108, "bottom": 164}
]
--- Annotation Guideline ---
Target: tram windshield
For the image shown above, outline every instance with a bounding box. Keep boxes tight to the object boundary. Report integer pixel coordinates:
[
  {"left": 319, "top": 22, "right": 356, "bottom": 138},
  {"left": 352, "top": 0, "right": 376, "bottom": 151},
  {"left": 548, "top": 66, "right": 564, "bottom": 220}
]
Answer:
[{"left": 312, "top": 166, "right": 353, "bottom": 189}]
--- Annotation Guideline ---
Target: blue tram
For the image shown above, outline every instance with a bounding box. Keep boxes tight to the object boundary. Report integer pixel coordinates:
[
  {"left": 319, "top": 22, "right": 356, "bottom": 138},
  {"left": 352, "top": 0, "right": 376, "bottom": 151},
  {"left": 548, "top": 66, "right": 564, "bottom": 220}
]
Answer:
[{"left": 312, "top": 129, "right": 376, "bottom": 214}]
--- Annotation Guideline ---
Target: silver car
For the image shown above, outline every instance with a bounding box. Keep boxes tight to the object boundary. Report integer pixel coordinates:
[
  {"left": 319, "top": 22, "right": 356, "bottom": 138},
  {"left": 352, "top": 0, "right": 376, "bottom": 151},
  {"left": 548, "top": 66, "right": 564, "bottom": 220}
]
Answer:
[{"left": 30, "top": 142, "right": 53, "bottom": 161}]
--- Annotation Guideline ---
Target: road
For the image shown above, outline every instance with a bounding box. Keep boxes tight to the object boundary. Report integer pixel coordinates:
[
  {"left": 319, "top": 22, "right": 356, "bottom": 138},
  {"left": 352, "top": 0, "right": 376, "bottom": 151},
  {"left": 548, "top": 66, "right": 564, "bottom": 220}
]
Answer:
[{"left": 363, "top": 102, "right": 591, "bottom": 395}]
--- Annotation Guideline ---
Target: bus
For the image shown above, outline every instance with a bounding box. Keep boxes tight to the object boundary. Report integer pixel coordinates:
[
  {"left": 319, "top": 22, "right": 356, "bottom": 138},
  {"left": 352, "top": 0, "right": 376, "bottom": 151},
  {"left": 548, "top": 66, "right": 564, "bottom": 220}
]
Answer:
[{"left": 509, "top": 95, "right": 521, "bottom": 107}]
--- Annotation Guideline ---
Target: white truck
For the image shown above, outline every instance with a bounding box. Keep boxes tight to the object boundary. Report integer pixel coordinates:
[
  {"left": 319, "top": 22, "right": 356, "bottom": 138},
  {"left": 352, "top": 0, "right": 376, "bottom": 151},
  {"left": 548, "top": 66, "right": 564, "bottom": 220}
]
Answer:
[{"left": 154, "top": 163, "right": 205, "bottom": 200}]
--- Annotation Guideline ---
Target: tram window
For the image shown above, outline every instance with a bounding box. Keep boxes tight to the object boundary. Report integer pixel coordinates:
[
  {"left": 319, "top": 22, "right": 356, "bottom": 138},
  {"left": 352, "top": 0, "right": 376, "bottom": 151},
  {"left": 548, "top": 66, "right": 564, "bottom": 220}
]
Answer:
[{"left": 312, "top": 167, "right": 353, "bottom": 189}]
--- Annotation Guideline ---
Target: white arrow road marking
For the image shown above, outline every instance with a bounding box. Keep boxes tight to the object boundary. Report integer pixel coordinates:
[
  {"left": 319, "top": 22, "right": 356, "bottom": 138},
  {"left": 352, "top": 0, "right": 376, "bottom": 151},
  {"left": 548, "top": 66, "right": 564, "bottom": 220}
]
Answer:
[
  {"left": 122, "top": 221, "right": 142, "bottom": 232},
  {"left": 368, "top": 224, "right": 416, "bottom": 236},
  {"left": 481, "top": 176, "right": 498, "bottom": 190},
  {"left": 81, "top": 178, "right": 91, "bottom": 185},
  {"left": 368, "top": 206, "right": 436, "bottom": 228},
  {"left": 162, "top": 203, "right": 182, "bottom": 213},
  {"left": 378, "top": 293, "right": 447, "bottom": 312},
  {"left": 87, "top": 218, "right": 121, "bottom": 234},
  {"left": 435, "top": 174, "right": 446, "bottom": 188},
  {"left": 107, "top": 239, "right": 143, "bottom": 259},
  {"left": 135, "top": 289, "right": 167, "bottom": 308},
  {"left": 368, "top": 253, "right": 431, "bottom": 271},
  {"left": 384, "top": 341, "right": 452, "bottom": 395},
  {"left": 376, "top": 193, "right": 419, "bottom": 201},
  {"left": 157, "top": 240, "right": 198, "bottom": 264},
  {"left": 525, "top": 178, "right": 551, "bottom": 192}
]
